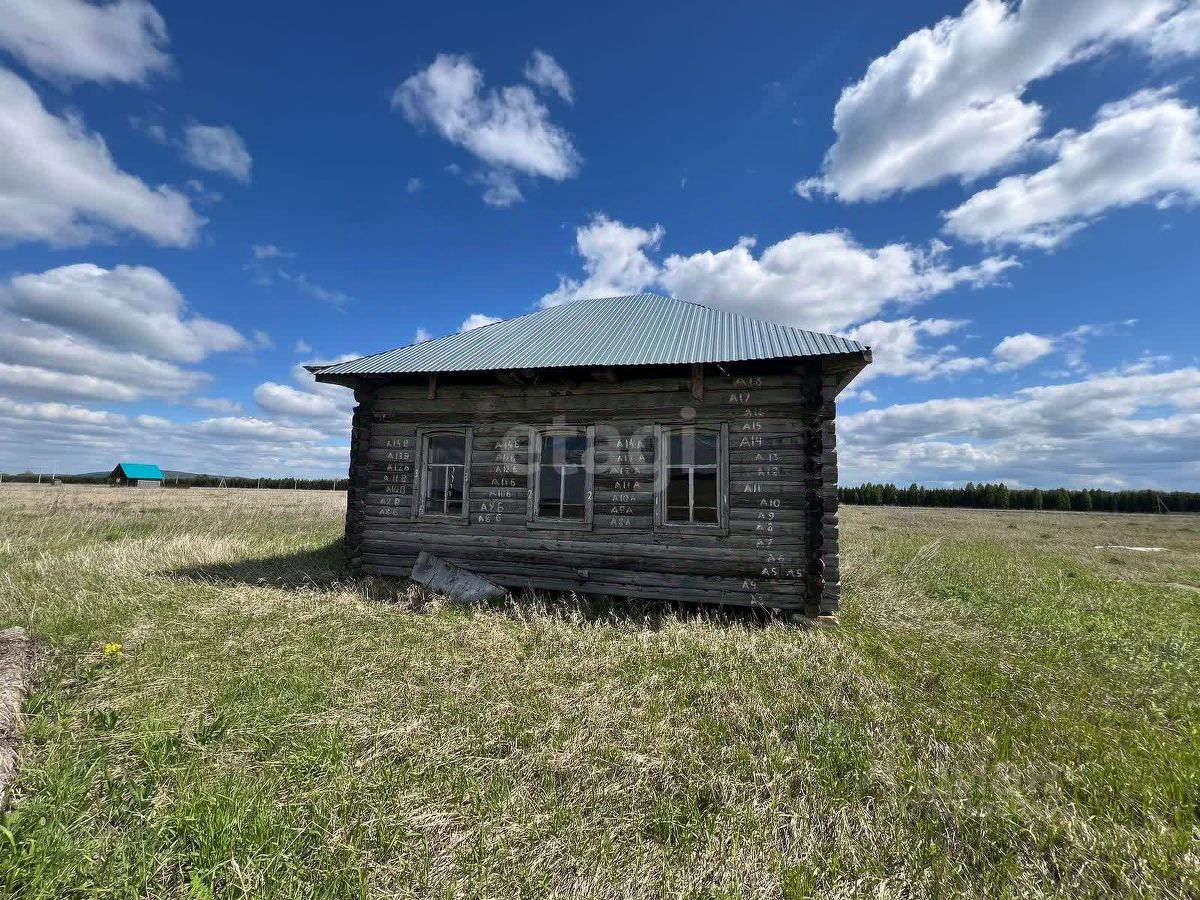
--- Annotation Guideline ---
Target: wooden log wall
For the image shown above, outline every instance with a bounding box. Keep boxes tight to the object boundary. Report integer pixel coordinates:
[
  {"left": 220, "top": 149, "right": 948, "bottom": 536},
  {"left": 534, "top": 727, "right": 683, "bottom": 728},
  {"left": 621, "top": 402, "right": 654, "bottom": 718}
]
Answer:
[
  {"left": 344, "top": 386, "right": 375, "bottom": 573},
  {"left": 344, "top": 362, "right": 844, "bottom": 614},
  {"left": 818, "top": 371, "right": 842, "bottom": 614}
]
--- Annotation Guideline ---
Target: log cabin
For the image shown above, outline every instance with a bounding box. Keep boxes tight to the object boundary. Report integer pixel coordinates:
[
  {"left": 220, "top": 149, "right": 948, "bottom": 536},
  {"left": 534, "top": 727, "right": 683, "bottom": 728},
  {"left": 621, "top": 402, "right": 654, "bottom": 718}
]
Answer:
[{"left": 311, "top": 293, "right": 871, "bottom": 616}]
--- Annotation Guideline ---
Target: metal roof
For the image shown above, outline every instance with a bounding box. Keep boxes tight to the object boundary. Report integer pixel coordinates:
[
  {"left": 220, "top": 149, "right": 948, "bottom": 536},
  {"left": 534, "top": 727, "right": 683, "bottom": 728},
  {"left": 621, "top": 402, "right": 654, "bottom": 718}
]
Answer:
[
  {"left": 114, "top": 463, "right": 164, "bottom": 480},
  {"left": 312, "top": 293, "right": 868, "bottom": 378}
]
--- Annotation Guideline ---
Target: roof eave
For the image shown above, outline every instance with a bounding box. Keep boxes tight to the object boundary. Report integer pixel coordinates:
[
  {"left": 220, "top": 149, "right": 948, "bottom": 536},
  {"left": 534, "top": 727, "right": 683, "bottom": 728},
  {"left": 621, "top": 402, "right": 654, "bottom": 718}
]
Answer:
[
  {"left": 313, "top": 349, "right": 872, "bottom": 383},
  {"left": 311, "top": 369, "right": 370, "bottom": 390},
  {"left": 824, "top": 348, "right": 872, "bottom": 398}
]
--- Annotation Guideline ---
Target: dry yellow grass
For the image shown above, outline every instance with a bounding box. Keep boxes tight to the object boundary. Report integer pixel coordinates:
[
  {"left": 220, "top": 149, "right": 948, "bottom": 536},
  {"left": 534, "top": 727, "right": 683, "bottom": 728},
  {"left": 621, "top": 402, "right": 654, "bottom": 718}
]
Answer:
[{"left": 0, "top": 484, "right": 1197, "bottom": 898}]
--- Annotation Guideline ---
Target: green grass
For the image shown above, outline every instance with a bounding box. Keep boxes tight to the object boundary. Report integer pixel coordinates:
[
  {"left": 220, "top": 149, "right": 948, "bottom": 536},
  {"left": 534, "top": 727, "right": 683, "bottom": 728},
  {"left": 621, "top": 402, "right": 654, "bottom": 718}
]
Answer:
[{"left": 0, "top": 485, "right": 1198, "bottom": 898}]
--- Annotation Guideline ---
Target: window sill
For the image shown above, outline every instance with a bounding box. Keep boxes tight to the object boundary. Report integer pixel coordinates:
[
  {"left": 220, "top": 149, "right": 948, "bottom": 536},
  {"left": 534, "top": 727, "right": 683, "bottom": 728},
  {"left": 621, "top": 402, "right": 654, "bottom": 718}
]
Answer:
[{"left": 653, "top": 522, "right": 729, "bottom": 537}]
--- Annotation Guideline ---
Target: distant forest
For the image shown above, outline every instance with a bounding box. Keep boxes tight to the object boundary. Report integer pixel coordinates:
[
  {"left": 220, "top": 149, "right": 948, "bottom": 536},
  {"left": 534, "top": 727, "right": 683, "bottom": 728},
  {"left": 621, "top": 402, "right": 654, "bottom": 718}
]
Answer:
[
  {"left": 4, "top": 472, "right": 1197, "bottom": 513},
  {"left": 840, "top": 482, "right": 1200, "bottom": 514}
]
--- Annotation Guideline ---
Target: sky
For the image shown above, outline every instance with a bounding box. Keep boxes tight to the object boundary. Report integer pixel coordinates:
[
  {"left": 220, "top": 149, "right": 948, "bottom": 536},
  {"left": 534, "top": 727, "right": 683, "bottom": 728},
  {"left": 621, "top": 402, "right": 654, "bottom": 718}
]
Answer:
[{"left": 0, "top": 0, "right": 1198, "bottom": 488}]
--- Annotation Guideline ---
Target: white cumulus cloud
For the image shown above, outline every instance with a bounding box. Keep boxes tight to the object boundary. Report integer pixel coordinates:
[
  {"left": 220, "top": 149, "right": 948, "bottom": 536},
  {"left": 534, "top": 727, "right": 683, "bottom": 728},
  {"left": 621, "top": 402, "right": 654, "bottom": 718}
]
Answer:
[
  {"left": 540, "top": 215, "right": 1016, "bottom": 333},
  {"left": 393, "top": 53, "right": 580, "bottom": 206},
  {"left": 992, "top": 332, "right": 1055, "bottom": 370},
  {"left": 0, "top": 67, "right": 202, "bottom": 247},
  {"left": 840, "top": 367, "right": 1200, "bottom": 488},
  {"left": 845, "top": 318, "right": 987, "bottom": 385},
  {"left": 253, "top": 382, "right": 341, "bottom": 420},
  {"left": 0, "top": 362, "right": 145, "bottom": 403},
  {"left": 0, "top": 0, "right": 170, "bottom": 86},
  {"left": 1150, "top": 0, "right": 1200, "bottom": 57},
  {"left": 183, "top": 123, "right": 252, "bottom": 183},
  {"left": 2, "top": 263, "right": 247, "bottom": 363},
  {"left": 944, "top": 90, "right": 1200, "bottom": 248},
  {"left": 540, "top": 215, "right": 664, "bottom": 309},
  {"left": 251, "top": 354, "right": 360, "bottom": 432},
  {"left": 660, "top": 232, "right": 1014, "bottom": 333},
  {"left": 276, "top": 270, "right": 351, "bottom": 309},
  {"left": 192, "top": 397, "right": 243, "bottom": 415},
  {"left": 798, "top": 0, "right": 1185, "bottom": 202},
  {"left": 0, "top": 264, "right": 262, "bottom": 411},
  {"left": 0, "top": 318, "right": 208, "bottom": 402},
  {"left": 0, "top": 398, "right": 350, "bottom": 478},
  {"left": 524, "top": 49, "right": 574, "bottom": 103},
  {"left": 252, "top": 243, "right": 293, "bottom": 260},
  {"left": 459, "top": 313, "right": 503, "bottom": 331}
]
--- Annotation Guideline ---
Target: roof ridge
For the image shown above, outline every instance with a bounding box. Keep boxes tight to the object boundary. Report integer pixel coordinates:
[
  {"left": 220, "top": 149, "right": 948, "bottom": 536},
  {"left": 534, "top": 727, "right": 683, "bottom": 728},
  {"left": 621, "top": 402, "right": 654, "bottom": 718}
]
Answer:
[{"left": 551, "top": 292, "right": 842, "bottom": 339}]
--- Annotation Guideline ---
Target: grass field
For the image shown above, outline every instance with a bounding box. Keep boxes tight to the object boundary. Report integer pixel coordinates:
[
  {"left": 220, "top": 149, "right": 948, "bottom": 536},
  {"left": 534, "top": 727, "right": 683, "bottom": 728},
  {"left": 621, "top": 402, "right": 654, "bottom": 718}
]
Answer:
[{"left": 0, "top": 485, "right": 1197, "bottom": 898}]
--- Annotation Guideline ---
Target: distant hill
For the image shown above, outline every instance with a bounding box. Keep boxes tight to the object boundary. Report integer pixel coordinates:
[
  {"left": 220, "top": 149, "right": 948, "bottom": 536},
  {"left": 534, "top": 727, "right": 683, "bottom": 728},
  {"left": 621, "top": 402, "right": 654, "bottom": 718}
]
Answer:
[
  {"left": 71, "top": 470, "right": 227, "bottom": 481},
  {"left": 3, "top": 470, "right": 346, "bottom": 489}
]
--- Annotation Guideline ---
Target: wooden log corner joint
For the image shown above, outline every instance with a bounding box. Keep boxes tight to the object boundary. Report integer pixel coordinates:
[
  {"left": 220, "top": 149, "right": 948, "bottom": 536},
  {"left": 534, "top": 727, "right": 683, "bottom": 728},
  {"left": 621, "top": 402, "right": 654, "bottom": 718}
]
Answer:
[{"left": 310, "top": 293, "right": 871, "bottom": 616}]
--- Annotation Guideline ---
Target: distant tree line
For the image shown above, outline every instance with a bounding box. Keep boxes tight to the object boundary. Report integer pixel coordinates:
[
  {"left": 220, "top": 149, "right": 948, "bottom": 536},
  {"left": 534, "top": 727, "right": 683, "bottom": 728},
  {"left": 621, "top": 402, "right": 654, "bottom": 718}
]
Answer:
[
  {"left": 0, "top": 472, "right": 348, "bottom": 490},
  {"left": 180, "top": 475, "right": 349, "bottom": 490},
  {"left": 840, "top": 482, "right": 1200, "bottom": 514}
]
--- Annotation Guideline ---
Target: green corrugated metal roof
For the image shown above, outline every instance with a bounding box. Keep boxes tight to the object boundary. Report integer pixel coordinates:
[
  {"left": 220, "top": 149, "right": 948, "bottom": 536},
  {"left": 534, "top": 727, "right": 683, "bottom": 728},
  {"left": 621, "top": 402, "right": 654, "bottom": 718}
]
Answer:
[
  {"left": 115, "top": 463, "right": 164, "bottom": 480},
  {"left": 312, "top": 293, "right": 869, "bottom": 378}
]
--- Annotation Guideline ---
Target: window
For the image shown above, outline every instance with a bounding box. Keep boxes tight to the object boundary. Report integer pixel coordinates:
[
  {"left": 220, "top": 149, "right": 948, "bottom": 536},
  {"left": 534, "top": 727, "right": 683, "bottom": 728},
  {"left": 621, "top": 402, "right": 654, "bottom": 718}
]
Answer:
[
  {"left": 416, "top": 429, "right": 471, "bottom": 520},
  {"left": 529, "top": 426, "right": 594, "bottom": 527},
  {"left": 655, "top": 425, "right": 727, "bottom": 531}
]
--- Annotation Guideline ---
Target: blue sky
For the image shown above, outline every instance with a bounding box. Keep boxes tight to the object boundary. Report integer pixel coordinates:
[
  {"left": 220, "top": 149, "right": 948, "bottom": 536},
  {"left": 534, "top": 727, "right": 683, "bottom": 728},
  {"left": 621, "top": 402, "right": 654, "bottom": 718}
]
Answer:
[{"left": 0, "top": 0, "right": 1198, "bottom": 487}]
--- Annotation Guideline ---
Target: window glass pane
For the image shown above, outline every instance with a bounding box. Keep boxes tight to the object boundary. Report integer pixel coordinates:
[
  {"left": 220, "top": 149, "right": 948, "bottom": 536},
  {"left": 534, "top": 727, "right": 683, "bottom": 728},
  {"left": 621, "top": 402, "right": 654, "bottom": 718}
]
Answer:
[
  {"left": 541, "top": 433, "right": 586, "bottom": 466},
  {"left": 668, "top": 428, "right": 717, "bottom": 466},
  {"left": 422, "top": 432, "right": 465, "bottom": 516},
  {"left": 428, "top": 434, "right": 464, "bottom": 465},
  {"left": 668, "top": 431, "right": 685, "bottom": 466},
  {"left": 444, "top": 467, "right": 462, "bottom": 513},
  {"left": 538, "top": 464, "right": 561, "bottom": 517},
  {"left": 663, "top": 428, "right": 720, "bottom": 524},
  {"left": 562, "top": 467, "right": 586, "bottom": 510},
  {"left": 693, "top": 432, "right": 718, "bottom": 466},
  {"left": 692, "top": 469, "right": 719, "bottom": 523},
  {"left": 425, "top": 464, "right": 464, "bottom": 515},
  {"left": 425, "top": 465, "right": 444, "bottom": 507},
  {"left": 562, "top": 435, "right": 587, "bottom": 466},
  {"left": 666, "top": 468, "right": 690, "bottom": 522},
  {"left": 536, "top": 431, "right": 588, "bottom": 520}
]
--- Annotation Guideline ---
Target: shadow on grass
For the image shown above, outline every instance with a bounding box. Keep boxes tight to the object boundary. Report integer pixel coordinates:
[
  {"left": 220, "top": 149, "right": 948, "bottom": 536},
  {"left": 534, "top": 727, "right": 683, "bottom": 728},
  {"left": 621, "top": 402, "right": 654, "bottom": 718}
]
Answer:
[
  {"left": 167, "top": 539, "right": 349, "bottom": 591},
  {"left": 165, "top": 540, "right": 792, "bottom": 630}
]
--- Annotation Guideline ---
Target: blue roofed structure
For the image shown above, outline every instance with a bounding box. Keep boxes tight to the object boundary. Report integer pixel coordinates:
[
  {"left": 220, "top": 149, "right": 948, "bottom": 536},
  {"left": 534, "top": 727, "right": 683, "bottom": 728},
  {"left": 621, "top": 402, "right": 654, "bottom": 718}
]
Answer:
[{"left": 110, "top": 463, "right": 165, "bottom": 486}]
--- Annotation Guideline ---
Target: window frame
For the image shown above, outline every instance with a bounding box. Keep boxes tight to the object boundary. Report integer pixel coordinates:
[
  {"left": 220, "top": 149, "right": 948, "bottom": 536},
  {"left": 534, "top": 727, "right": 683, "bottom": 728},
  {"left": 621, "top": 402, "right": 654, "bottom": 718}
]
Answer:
[
  {"left": 527, "top": 424, "right": 595, "bottom": 531},
  {"left": 412, "top": 426, "right": 473, "bottom": 524},
  {"left": 653, "top": 423, "right": 729, "bottom": 535}
]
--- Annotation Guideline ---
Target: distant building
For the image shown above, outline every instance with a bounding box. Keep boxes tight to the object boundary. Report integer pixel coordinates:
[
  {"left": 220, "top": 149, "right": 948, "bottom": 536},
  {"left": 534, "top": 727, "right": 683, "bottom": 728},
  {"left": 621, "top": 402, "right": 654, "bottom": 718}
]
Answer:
[{"left": 109, "top": 463, "right": 165, "bottom": 487}]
